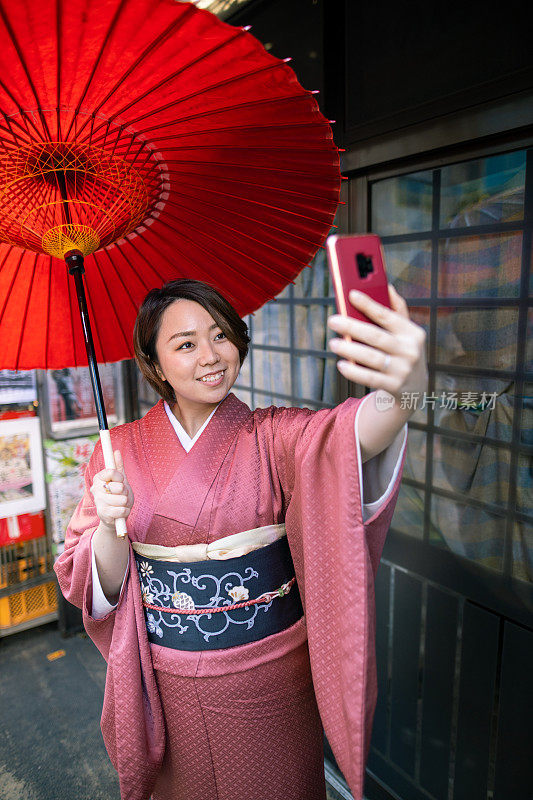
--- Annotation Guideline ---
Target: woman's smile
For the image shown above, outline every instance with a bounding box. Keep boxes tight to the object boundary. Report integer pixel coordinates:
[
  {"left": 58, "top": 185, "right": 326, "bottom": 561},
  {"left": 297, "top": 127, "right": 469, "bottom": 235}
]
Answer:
[{"left": 198, "top": 369, "right": 226, "bottom": 385}]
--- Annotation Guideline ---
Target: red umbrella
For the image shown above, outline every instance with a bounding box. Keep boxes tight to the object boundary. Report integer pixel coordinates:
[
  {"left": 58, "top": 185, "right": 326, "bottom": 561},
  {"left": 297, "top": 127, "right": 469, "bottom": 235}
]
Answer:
[{"left": 0, "top": 0, "right": 340, "bottom": 533}]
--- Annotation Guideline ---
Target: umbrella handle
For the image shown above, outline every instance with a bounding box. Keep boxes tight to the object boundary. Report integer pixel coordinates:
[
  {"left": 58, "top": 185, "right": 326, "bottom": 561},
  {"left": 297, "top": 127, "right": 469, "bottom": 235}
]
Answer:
[{"left": 99, "top": 429, "right": 128, "bottom": 539}]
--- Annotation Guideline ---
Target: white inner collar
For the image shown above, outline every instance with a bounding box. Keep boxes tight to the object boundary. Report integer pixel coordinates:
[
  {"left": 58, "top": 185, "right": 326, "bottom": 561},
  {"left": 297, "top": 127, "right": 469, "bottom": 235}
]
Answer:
[{"left": 163, "top": 393, "right": 230, "bottom": 452}]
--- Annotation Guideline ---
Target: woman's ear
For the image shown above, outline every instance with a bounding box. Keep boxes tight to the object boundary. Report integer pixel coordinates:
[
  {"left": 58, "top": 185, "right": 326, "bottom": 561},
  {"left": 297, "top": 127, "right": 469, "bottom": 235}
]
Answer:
[{"left": 154, "top": 363, "right": 166, "bottom": 382}]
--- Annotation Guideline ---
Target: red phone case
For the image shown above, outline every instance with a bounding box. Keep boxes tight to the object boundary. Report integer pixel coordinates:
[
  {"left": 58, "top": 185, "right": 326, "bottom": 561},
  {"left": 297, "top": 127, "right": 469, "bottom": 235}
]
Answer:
[{"left": 326, "top": 234, "right": 390, "bottom": 331}]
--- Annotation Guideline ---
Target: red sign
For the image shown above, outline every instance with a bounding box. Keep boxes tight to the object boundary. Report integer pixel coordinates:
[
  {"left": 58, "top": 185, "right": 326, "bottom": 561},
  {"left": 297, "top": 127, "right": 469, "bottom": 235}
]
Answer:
[{"left": 0, "top": 512, "right": 46, "bottom": 546}]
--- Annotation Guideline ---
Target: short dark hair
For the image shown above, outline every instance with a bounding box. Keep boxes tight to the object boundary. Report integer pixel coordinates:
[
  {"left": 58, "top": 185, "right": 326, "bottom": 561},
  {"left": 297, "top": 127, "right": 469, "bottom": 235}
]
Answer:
[{"left": 133, "top": 279, "right": 250, "bottom": 404}]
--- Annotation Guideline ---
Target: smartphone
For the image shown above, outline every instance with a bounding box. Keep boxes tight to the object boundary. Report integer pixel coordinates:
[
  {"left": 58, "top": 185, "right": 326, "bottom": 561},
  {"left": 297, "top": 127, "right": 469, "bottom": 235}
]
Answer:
[{"left": 326, "top": 234, "right": 391, "bottom": 339}]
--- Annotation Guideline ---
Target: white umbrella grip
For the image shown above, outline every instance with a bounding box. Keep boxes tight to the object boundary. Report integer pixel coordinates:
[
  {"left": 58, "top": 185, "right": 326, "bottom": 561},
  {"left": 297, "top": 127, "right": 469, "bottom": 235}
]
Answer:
[{"left": 99, "top": 429, "right": 128, "bottom": 539}]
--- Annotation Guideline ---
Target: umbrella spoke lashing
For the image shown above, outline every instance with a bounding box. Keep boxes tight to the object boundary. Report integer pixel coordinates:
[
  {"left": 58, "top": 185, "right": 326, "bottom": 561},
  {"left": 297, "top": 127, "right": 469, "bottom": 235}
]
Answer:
[{"left": 0, "top": 132, "right": 165, "bottom": 258}]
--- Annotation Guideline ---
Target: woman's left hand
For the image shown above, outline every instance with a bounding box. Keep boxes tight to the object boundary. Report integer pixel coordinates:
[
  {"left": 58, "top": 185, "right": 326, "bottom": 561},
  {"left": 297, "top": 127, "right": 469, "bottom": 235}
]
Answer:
[{"left": 327, "top": 284, "right": 428, "bottom": 403}]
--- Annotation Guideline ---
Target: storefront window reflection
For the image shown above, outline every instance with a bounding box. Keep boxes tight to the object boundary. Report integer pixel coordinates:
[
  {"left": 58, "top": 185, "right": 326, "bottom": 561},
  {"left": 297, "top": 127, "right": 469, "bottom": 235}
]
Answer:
[{"left": 371, "top": 148, "right": 532, "bottom": 584}]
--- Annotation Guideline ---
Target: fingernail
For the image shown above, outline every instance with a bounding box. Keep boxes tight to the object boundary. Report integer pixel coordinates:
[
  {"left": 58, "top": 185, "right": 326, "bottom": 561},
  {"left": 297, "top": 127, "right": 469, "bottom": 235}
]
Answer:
[{"left": 329, "top": 315, "right": 342, "bottom": 324}]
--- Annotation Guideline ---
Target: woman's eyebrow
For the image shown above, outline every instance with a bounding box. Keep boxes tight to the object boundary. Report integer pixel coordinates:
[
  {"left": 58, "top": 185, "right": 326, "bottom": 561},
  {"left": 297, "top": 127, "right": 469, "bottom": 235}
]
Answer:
[{"left": 167, "top": 323, "right": 219, "bottom": 343}]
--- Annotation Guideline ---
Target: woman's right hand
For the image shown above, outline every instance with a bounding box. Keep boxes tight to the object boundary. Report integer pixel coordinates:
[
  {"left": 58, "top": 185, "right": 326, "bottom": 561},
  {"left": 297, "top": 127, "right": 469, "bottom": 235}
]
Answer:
[{"left": 90, "top": 449, "right": 134, "bottom": 532}]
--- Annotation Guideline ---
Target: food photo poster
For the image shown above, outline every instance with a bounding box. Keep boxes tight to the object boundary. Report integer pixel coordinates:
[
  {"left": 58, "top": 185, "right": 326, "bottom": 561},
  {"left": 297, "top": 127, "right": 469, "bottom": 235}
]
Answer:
[{"left": 0, "top": 416, "right": 46, "bottom": 520}]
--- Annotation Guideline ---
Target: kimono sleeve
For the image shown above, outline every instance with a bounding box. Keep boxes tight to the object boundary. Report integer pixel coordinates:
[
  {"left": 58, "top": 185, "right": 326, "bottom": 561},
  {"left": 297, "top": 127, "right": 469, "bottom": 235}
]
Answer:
[
  {"left": 354, "top": 394, "right": 408, "bottom": 569},
  {"left": 272, "top": 396, "right": 407, "bottom": 800},
  {"left": 54, "top": 430, "right": 165, "bottom": 799},
  {"left": 271, "top": 395, "right": 406, "bottom": 536},
  {"left": 270, "top": 397, "right": 366, "bottom": 604},
  {"left": 53, "top": 438, "right": 130, "bottom": 660}
]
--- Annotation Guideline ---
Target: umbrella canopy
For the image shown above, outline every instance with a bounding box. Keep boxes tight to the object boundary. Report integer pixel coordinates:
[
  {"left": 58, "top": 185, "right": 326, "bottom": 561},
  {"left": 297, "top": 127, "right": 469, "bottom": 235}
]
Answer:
[{"left": 0, "top": 0, "right": 340, "bottom": 370}]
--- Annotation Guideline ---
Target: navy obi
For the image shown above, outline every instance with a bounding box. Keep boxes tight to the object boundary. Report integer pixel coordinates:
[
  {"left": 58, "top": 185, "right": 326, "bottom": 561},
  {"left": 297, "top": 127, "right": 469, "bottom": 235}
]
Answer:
[{"left": 134, "top": 535, "right": 303, "bottom": 650}]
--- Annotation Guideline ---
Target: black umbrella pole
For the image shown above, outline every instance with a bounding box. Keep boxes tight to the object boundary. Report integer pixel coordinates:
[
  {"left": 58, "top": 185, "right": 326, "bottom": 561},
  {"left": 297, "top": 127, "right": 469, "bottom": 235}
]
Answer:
[{"left": 64, "top": 249, "right": 127, "bottom": 537}]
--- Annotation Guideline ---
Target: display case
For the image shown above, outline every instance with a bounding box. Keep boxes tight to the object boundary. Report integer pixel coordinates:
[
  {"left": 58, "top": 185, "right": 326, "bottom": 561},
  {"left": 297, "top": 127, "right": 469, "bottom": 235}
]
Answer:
[
  {"left": 0, "top": 371, "right": 57, "bottom": 636},
  {"left": 0, "top": 364, "right": 128, "bottom": 637}
]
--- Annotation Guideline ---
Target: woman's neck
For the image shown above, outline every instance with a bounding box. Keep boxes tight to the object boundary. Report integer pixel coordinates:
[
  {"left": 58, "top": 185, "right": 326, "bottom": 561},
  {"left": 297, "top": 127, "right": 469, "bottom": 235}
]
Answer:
[
  {"left": 168, "top": 392, "right": 230, "bottom": 438},
  {"left": 168, "top": 402, "right": 217, "bottom": 439}
]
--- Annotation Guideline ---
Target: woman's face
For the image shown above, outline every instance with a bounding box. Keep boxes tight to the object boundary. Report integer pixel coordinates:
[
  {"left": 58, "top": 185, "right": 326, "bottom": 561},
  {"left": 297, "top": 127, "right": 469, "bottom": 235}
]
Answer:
[{"left": 154, "top": 299, "right": 241, "bottom": 411}]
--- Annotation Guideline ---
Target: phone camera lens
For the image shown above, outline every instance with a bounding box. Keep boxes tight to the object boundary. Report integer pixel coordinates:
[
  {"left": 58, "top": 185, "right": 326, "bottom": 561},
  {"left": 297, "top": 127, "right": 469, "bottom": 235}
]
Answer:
[{"left": 356, "top": 253, "right": 373, "bottom": 278}]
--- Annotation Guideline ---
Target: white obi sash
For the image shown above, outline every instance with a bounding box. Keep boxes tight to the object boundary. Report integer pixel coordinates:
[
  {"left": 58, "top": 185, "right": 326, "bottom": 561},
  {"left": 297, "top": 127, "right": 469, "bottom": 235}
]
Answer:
[{"left": 132, "top": 522, "right": 286, "bottom": 562}]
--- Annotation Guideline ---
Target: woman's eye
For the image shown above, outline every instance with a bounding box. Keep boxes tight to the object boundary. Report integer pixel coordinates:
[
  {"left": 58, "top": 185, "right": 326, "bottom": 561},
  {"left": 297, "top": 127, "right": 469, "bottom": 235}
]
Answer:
[{"left": 177, "top": 333, "right": 224, "bottom": 350}]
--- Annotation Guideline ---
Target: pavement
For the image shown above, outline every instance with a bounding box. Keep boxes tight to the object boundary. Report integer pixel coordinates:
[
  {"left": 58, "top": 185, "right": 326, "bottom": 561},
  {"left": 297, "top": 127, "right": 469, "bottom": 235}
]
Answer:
[
  {"left": 0, "top": 622, "right": 119, "bottom": 800},
  {"left": 0, "top": 621, "right": 348, "bottom": 800}
]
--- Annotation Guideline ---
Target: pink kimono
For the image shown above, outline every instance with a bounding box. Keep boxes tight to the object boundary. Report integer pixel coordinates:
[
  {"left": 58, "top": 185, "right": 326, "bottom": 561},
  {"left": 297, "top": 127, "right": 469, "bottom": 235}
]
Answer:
[{"left": 54, "top": 392, "right": 406, "bottom": 800}]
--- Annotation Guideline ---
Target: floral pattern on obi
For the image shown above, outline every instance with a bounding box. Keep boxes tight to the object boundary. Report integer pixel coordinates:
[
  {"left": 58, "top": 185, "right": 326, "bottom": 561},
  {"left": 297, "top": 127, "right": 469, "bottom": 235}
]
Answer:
[{"left": 134, "top": 535, "right": 304, "bottom": 651}]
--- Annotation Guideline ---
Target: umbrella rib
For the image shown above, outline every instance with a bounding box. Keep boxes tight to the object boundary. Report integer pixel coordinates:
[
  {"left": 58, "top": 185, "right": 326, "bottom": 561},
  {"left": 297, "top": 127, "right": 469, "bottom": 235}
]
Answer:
[
  {"left": 103, "top": 32, "right": 265, "bottom": 124},
  {"left": 163, "top": 182, "right": 336, "bottom": 228},
  {"left": 0, "top": 3, "right": 51, "bottom": 140},
  {"left": 13, "top": 251, "right": 38, "bottom": 370},
  {"left": 0, "top": 95, "right": 44, "bottom": 144},
  {"left": 101, "top": 246, "right": 149, "bottom": 300},
  {"left": 91, "top": 252, "right": 133, "bottom": 355},
  {"left": 0, "top": 246, "right": 11, "bottom": 275},
  {"left": 161, "top": 201, "right": 325, "bottom": 267},
  {"left": 155, "top": 143, "right": 337, "bottom": 153},
  {"left": 119, "top": 237, "right": 171, "bottom": 286},
  {"left": 45, "top": 256, "right": 52, "bottom": 370},
  {"left": 123, "top": 231, "right": 260, "bottom": 314},
  {"left": 65, "top": 0, "right": 129, "bottom": 141},
  {"left": 164, "top": 158, "right": 337, "bottom": 178},
  {"left": 112, "top": 91, "right": 318, "bottom": 134},
  {"left": 133, "top": 120, "right": 332, "bottom": 141},
  {"left": 0, "top": 247, "right": 24, "bottom": 327},
  {"left": 125, "top": 227, "right": 256, "bottom": 305},
  {"left": 157, "top": 208, "right": 310, "bottom": 283},
  {"left": 152, "top": 216, "right": 290, "bottom": 295},
  {"left": 87, "top": 119, "right": 333, "bottom": 157},
  {"left": 162, "top": 167, "right": 339, "bottom": 205},
  {"left": 73, "top": 3, "right": 198, "bottom": 139},
  {"left": 103, "top": 76, "right": 308, "bottom": 134},
  {"left": 111, "top": 245, "right": 154, "bottom": 294},
  {"left": 56, "top": 0, "right": 62, "bottom": 139},
  {"left": 162, "top": 193, "right": 329, "bottom": 252},
  {"left": 5, "top": 167, "right": 55, "bottom": 227}
]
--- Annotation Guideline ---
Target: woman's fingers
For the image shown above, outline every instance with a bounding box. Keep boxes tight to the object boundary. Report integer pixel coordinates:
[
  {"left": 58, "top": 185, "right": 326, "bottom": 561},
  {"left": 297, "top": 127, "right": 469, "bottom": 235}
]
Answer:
[
  {"left": 89, "top": 452, "right": 134, "bottom": 529},
  {"left": 92, "top": 469, "right": 130, "bottom": 507},
  {"left": 328, "top": 313, "right": 398, "bottom": 353},
  {"left": 91, "top": 484, "right": 131, "bottom": 526},
  {"left": 334, "top": 359, "right": 400, "bottom": 394},
  {"left": 98, "top": 467, "right": 124, "bottom": 484},
  {"left": 97, "top": 479, "right": 123, "bottom": 494},
  {"left": 328, "top": 335, "right": 400, "bottom": 392},
  {"left": 329, "top": 337, "right": 392, "bottom": 371},
  {"left": 387, "top": 283, "right": 410, "bottom": 319},
  {"left": 98, "top": 489, "right": 128, "bottom": 506},
  {"left": 327, "top": 283, "right": 427, "bottom": 400},
  {"left": 114, "top": 449, "right": 124, "bottom": 473},
  {"left": 328, "top": 285, "right": 425, "bottom": 357},
  {"left": 347, "top": 287, "right": 408, "bottom": 330},
  {"left": 92, "top": 481, "right": 128, "bottom": 506}
]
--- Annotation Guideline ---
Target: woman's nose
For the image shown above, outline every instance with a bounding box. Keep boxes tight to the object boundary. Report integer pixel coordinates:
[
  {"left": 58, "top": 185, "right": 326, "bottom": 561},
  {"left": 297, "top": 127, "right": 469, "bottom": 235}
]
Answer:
[{"left": 198, "top": 339, "right": 220, "bottom": 364}]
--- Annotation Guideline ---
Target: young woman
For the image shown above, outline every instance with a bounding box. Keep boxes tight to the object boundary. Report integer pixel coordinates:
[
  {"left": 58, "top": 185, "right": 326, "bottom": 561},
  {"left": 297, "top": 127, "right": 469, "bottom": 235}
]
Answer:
[{"left": 55, "top": 278, "right": 427, "bottom": 800}]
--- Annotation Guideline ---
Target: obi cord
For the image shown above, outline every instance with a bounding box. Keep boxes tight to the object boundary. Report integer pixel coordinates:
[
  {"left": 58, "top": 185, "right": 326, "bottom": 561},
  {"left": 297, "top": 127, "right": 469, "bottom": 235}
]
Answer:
[{"left": 134, "top": 535, "right": 304, "bottom": 651}]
